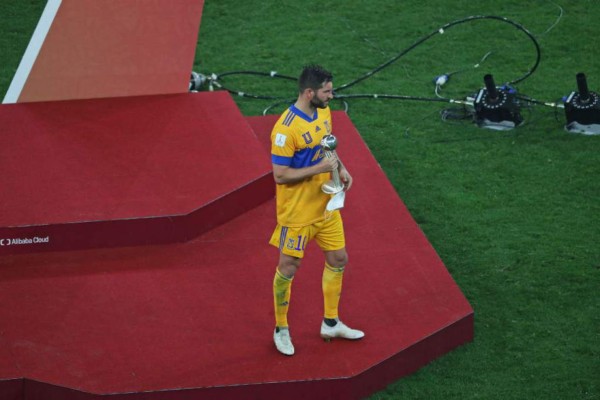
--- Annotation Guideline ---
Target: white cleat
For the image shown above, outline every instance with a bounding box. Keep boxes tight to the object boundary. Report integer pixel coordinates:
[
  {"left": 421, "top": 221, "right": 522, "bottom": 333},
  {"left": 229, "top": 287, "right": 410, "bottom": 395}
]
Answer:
[
  {"left": 320, "top": 319, "right": 365, "bottom": 342},
  {"left": 274, "top": 328, "right": 295, "bottom": 356}
]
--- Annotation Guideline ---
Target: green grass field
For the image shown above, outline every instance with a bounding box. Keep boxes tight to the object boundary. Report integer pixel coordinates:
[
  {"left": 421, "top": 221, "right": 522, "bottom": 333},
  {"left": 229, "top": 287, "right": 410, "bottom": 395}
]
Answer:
[{"left": 1, "top": 1, "right": 598, "bottom": 399}]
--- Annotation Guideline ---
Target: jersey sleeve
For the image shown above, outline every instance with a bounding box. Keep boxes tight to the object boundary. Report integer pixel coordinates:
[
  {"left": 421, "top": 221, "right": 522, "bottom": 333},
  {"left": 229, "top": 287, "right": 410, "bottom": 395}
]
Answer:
[{"left": 271, "top": 124, "right": 297, "bottom": 166}]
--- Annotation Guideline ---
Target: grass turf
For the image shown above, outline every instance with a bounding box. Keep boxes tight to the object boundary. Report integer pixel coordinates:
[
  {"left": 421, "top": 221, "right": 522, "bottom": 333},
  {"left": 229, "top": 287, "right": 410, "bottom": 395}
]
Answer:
[{"left": 1, "top": 1, "right": 598, "bottom": 399}]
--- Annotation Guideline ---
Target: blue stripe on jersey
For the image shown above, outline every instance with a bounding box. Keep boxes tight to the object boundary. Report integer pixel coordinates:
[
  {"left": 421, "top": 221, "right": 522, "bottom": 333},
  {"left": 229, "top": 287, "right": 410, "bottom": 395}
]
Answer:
[
  {"left": 290, "top": 105, "right": 317, "bottom": 122},
  {"left": 272, "top": 154, "right": 292, "bottom": 166},
  {"left": 290, "top": 146, "right": 322, "bottom": 168},
  {"left": 272, "top": 146, "right": 323, "bottom": 167}
]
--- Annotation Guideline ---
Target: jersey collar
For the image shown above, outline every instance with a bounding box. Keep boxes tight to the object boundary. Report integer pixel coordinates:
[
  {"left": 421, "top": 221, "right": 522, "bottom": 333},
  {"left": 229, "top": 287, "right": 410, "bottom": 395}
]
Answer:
[{"left": 290, "top": 104, "right": 318, "bottom": 122}]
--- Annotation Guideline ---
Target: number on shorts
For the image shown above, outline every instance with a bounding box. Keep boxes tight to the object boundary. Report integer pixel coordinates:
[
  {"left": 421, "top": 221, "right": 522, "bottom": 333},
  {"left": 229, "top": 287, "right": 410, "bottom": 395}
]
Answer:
[{"left": 294, "top": 235, "right": 307, "bottom": 251}]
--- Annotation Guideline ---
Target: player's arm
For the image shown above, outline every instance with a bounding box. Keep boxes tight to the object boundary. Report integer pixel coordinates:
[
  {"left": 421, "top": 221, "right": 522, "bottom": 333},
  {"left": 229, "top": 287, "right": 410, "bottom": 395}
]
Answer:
[{"left": 273, "top": 156, "right": 338, "bottom": 185}]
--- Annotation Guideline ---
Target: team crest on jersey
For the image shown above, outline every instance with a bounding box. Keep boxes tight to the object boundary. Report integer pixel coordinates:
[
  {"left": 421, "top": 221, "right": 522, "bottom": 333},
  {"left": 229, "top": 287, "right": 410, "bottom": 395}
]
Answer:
[
  {"left": 301, "top": 132, "right": 313, "bottom": 144},
  {"left": 324, "top": 120, "right": 331, "bottom": 134},
  {"left": 286, "top": 238, "right": 296, "bottom": 249}
]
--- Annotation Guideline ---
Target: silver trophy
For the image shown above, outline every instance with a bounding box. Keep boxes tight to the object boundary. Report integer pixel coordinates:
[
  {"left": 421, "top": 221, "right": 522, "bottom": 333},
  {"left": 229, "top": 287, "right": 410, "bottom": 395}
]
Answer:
[{"left": 321, "top": 134, "right": 344, "bottom": 195}]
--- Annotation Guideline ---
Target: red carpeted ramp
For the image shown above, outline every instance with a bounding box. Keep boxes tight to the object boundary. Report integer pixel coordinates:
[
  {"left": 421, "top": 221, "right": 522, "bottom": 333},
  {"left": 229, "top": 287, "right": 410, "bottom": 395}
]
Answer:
[
  {"left": 0, "top": 107, "right": 473, "bottom": 400},
  {"left": 0, "top": 91, "right": 273, "bottom": 255},
  {"left": 4, "top": 0, "right": 204, "bottom": 103}
]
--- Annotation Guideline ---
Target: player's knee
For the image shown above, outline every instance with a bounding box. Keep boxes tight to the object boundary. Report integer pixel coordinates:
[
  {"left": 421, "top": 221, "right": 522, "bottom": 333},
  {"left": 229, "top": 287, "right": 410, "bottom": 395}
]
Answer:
[
  {"left": 278, "top": 256, "right": 301, "bottom": 278},
  {"left": 336, "top": 254, "right": 348, "bottom": 268},
  {"left": 328, "top": 251, "right": 348, "bottom": 268}
]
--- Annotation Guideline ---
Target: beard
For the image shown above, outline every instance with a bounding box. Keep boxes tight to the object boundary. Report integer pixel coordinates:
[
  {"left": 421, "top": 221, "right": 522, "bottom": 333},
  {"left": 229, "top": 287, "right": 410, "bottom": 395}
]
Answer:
[{"left": 310, "top": 97, "right": 328, "bottom": 109}]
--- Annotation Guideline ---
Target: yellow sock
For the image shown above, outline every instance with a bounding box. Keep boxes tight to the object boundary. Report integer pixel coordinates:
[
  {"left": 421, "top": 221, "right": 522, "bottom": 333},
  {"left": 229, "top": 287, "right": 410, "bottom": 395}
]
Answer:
[
  {"left": 322, "top": 263, "right": 344, "bottom": 319},
  {"left": 273, "top": 268, "right": 293, "bottom": 328}
]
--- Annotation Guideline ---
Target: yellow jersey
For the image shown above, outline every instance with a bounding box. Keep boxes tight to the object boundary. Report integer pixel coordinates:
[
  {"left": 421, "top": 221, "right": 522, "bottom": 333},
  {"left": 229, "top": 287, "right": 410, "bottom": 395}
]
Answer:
[{"left": 271, "top": 104, "right": 333, "bottom": 227}]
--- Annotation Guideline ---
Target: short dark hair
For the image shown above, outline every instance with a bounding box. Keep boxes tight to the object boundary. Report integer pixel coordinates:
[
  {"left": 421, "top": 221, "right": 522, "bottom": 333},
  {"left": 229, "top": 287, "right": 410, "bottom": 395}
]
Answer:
[{"left": 298, "top": 64, "right": 333, "bottom": 93}]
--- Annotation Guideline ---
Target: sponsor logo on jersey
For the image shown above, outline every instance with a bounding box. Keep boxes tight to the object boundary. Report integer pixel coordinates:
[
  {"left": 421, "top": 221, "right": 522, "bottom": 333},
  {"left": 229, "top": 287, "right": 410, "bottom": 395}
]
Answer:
[{"left": 275, "top": 133, "right": 287, "bottom": 147}]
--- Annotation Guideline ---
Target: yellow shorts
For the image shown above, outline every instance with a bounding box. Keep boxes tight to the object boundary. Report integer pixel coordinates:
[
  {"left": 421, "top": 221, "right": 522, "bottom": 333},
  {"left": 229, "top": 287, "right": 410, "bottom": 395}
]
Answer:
[{"left": 269, "top": 211, "right": 345, "bottom": 258}]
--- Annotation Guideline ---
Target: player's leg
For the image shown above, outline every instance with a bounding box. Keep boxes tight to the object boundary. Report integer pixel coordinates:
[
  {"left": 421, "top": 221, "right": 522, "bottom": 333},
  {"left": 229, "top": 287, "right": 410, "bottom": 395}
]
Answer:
[
  {"left": 323, "top": 248, "right": 347, "bottom": 321},
  {"left": 271, "top": 252, "right": 299, "bottom": 355},
  {"left": 269, "top": 224, "right": 312, "bottom": 355},
  {"left": 316, "top": 212, "right": 364, "bottom": 341},
  {"left": 273, "top": 252, "right": 300, "bottom": 330}
]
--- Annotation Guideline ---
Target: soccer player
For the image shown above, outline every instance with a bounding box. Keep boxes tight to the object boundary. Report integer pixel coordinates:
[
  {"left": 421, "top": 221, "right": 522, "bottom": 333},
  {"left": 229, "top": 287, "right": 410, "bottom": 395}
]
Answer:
[{"left": 269, "top": 64, "right": 364, "bottom": 356}]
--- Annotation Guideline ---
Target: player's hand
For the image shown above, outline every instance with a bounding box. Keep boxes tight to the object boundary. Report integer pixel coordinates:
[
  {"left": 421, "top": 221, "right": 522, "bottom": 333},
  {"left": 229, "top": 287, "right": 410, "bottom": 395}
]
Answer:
[
  {"left": 340, "top": 168, "right": 353, "bottom": 191},
  {"left": 319, "top": 155, "right": 339, "bottom": 173}
]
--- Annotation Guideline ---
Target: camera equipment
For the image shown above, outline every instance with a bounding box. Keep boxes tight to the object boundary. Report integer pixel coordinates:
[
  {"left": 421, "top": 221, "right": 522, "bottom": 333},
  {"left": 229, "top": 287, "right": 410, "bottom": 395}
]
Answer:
[
  {"left": 473, "top": 74, "right": 523, "bottom": 130},
  {"left": 564, "top": 73, "right": 600, "bottom": 135},
  {"left": 189, "top": 71, "right": 206, "bottom": 92}
]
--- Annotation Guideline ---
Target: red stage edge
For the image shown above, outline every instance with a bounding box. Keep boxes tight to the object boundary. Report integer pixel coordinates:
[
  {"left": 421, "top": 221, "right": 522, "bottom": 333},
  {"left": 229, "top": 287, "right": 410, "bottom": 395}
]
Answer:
[
  {"left": 0, "top": 314, "right": 472, "bottom": 400},
  {"left": 0, "top": 174, "right": 274, "bottom": 256},
  {"left": 0, "top": 379, "right": 22, "bottom": 400}
]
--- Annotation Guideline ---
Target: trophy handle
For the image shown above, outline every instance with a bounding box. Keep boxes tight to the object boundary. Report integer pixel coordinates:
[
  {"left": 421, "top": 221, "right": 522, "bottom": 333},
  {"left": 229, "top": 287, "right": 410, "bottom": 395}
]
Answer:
[
  {"left": 326, "top": 150, "right": 342, "bottom": 187},
  {"left": 322, "top": 150, "right": 344, "bottom": 194},
  {"left": 321, "top": 134, "right": 344, "bottom": 194}
]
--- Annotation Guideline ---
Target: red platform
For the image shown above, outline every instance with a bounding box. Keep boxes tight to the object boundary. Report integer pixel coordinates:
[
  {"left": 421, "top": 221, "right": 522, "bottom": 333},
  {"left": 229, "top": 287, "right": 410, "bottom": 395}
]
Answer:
[
  {"left": 0, "top": 92, "right": 273, "bottom": 255},
  {"left": 0, "top": 102, "right": 473, "bottom": 400}
]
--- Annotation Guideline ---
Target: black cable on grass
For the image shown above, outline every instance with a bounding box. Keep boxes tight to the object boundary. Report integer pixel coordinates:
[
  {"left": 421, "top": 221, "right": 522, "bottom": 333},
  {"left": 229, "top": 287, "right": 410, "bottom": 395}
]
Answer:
[
  {"left": 207, "top": 70, "right": 296, "bottom": 100},
  {"left": 440, "top": 106, "right": 474, "bottom": 123},
  {"left": 261, "top": 97, "right": 295, "bottom": 115},
  {"left": 216, "top": 71, "right": 296, "bottom": 80},
  {"left": 334, "top": 93, "right": 452, "bottom": 103},
  {"left": 205, "top": 15, "right": 542, "bottom": 112},
  {"left": 333, "top": 15, "right": 541, "bottom": 93},
  {"left": 515, "top": 94, "right": 564, "bottom": 109}
]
